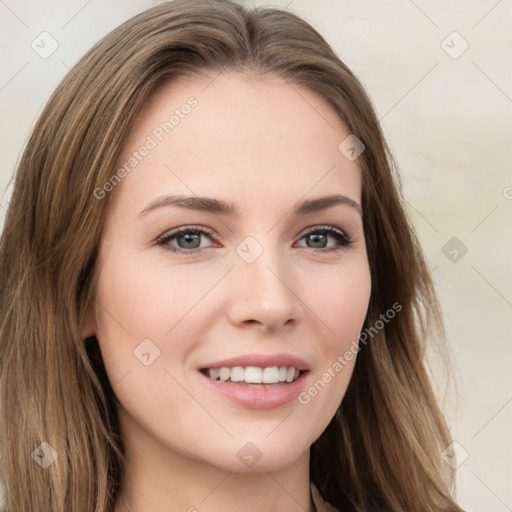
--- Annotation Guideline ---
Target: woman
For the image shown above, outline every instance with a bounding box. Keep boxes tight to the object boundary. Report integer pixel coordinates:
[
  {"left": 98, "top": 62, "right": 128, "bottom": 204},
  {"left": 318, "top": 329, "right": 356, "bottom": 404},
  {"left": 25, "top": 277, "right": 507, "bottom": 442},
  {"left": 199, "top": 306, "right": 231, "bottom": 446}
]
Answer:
[{"left": 0, "top": 1, "right": 465, "bottom": 511}]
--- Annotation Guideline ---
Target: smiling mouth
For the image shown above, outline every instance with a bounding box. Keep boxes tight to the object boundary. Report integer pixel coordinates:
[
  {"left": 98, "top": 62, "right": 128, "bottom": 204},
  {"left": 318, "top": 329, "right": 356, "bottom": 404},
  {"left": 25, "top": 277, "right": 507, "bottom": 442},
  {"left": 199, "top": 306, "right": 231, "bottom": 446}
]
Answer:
[{"left": 200, "top": 366, "right": 305, "bottom": 386}]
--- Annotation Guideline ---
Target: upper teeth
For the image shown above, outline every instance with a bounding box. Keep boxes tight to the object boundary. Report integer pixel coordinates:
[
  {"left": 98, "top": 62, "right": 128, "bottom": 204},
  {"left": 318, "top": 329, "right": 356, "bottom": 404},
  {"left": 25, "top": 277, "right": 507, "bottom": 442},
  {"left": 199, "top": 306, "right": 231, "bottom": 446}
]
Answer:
[{"left": 207, "top": 366, "right": 300, "bottom": 384}]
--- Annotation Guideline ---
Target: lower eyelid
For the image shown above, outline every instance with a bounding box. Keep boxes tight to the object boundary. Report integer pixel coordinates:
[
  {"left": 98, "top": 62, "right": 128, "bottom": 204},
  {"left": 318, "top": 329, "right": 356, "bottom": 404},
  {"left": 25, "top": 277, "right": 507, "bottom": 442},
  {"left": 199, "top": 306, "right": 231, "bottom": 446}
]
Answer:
[
  {"left": 157, "top": 226, "right": 352, "bottom": 252},
  {"left": 157, "top": 229, "right": 215, "bottom": 250},
  {"left": 295, "top": 233, "right": 351, "bottom": 251}
]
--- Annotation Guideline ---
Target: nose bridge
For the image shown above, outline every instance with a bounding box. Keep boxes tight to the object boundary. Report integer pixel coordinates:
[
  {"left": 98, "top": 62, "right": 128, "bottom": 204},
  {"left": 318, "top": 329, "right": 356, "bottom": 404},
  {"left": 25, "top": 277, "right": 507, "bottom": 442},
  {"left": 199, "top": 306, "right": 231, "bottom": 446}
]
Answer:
[{"left": 229, "top": 233, "right": 300, "bottom": 327}]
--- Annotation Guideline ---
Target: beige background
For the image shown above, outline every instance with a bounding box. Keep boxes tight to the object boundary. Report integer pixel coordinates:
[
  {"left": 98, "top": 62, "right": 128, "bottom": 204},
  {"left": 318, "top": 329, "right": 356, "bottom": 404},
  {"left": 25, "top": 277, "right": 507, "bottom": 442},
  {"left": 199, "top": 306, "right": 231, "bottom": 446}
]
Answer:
[{"left": 1, "top": 0, "right": 511, "bottom": 510}]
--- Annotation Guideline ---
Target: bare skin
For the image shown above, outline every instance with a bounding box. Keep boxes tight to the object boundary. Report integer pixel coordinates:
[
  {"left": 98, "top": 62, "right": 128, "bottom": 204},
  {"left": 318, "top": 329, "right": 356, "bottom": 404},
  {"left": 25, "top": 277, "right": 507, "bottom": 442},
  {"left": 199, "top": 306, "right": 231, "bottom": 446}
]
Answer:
[{"left": 83, "top": 71, "right": 371, "bottom": 512}]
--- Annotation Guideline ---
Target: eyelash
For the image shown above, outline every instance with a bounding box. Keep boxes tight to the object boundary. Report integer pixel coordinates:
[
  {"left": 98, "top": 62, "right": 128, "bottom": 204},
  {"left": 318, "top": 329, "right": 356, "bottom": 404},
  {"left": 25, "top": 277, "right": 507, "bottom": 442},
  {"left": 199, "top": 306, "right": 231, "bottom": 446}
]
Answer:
[{"left": 155, "top": 224, "right": 353, "bottom": 255}]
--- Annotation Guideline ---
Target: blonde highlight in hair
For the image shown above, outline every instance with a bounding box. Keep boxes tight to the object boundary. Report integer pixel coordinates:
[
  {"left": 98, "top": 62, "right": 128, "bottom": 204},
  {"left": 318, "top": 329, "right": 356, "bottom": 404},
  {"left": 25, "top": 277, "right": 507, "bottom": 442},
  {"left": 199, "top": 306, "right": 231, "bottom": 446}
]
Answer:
[{"left": 0, "top": 1, "right": 463, "bottom": 510}]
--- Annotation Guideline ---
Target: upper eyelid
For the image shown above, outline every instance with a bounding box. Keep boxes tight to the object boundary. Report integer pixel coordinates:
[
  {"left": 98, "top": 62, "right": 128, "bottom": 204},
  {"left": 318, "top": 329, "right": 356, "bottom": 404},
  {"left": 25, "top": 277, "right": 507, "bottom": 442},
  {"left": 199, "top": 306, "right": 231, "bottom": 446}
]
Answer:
[
  {"left": 158, "top": 224, "right": 348, "bottom": 238},
  {"left": 157, "top": 224, "right": 351, "bottom": 246}
]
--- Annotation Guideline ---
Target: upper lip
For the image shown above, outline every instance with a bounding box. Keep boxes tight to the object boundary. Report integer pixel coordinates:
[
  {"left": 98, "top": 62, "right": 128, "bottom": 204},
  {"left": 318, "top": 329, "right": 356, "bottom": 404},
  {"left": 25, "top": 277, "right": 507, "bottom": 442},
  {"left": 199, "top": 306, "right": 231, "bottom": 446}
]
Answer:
[{"left": 200, "top": 353, "right": 311, "bottom": 371}]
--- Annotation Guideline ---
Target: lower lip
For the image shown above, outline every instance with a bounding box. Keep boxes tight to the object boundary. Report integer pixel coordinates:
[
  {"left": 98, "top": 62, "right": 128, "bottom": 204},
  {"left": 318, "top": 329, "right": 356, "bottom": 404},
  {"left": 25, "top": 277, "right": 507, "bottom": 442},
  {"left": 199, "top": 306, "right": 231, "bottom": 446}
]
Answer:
[{"left": 198, "top": 370, "right": 310, "bottom": 410}]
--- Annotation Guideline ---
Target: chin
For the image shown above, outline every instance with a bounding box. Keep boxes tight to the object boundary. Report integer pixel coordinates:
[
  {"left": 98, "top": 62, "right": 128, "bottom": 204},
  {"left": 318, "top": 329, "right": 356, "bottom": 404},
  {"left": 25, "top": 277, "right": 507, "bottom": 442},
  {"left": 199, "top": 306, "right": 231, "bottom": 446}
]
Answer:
[{"left": 197, "top": 434, "right": 311, "bottom": 473}]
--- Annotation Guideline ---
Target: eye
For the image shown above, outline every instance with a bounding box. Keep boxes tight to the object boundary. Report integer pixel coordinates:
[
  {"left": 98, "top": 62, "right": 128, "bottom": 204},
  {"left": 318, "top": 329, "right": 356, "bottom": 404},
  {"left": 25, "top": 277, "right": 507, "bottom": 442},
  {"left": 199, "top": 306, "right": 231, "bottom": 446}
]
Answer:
[
  {"left": 156, "top": 224, "right": 353, "bottom": 254},
  {"left": 156, "top": 226, "right": 217, "bottom": 254},
  {"left": 295, "top": 225, "right": 352, "bottom": 253}
]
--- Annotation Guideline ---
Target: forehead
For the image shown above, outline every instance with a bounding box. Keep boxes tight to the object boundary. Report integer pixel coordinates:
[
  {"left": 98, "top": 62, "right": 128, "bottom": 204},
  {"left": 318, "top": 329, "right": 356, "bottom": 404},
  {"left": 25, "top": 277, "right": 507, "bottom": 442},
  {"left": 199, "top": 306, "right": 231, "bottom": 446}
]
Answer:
[{"left": 110, "top": 71, "right": 362, "bottom": 216}]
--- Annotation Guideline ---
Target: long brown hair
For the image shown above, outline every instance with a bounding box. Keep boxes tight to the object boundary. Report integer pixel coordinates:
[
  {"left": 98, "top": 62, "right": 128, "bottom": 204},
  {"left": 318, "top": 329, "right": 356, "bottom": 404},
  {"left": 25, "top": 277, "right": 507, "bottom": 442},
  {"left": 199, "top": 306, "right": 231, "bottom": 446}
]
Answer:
[{"left": 0, "top": 1, "right": 463, "bottom": 510}]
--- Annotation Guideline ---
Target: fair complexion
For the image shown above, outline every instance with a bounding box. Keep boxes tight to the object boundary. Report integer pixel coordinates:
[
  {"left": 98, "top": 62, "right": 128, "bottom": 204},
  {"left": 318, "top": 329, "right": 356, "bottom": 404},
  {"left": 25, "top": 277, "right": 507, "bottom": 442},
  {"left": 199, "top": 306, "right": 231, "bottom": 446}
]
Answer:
[{"left": 83, "top": 71, "right": 371, "bottom": 512}]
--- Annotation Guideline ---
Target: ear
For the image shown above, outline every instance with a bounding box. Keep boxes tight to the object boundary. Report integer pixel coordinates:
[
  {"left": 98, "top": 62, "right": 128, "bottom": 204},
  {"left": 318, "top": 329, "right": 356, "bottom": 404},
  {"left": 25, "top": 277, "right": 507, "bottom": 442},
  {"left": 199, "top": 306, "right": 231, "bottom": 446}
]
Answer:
[{"left": 81, "top": 299, "right": 97, "bottom": 340}]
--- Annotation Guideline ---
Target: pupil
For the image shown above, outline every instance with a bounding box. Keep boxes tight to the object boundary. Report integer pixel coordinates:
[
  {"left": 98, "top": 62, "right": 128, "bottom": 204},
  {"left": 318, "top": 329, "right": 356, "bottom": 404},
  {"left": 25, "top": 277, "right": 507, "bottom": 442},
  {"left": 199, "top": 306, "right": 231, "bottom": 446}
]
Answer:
[
  {"left": 176, "top": 232, "right": 329, "bottom": 250},
  {"left": 180, "top": 233, "right": 200, "bottom": 249},
  {"left": 308, "top": 233, "right": 326, "bottom": 248}
]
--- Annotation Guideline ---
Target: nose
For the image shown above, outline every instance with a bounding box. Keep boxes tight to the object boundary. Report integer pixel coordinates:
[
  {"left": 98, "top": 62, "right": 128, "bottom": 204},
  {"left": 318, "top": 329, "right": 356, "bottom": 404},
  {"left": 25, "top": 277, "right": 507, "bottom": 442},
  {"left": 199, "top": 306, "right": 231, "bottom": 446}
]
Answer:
[{"left": 226, "top": 240, "right": 303, "bottom": 331}]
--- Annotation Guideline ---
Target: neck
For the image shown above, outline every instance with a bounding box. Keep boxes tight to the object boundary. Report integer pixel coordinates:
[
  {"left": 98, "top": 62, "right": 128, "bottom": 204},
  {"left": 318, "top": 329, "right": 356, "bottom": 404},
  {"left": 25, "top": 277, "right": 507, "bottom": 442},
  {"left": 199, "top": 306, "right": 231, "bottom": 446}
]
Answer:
[{"left": 116, "top": 462, "right": 315, "bottom": 512}]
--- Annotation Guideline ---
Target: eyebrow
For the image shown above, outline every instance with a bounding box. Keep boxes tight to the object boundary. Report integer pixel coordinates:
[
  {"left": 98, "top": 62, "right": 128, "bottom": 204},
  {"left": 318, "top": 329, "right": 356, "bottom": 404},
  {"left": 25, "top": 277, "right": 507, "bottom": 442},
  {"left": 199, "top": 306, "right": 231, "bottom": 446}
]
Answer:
[{"left": 138, "top": 193, "right": 362, "bottom": 218}]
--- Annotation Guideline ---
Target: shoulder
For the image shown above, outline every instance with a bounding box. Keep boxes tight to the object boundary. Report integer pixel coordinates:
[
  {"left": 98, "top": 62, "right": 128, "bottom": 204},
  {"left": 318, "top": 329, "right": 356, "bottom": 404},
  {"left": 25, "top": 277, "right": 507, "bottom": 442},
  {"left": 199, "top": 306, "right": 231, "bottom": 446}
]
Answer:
[{"left": 311, "top": 481, "right": 341, "bottom": 512}]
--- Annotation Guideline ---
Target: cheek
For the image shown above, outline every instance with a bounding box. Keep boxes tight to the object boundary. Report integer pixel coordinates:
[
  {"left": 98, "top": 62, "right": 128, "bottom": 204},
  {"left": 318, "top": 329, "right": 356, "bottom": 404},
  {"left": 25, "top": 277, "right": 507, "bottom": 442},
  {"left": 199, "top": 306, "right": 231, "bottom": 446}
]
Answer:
[
  {"left": 309, "top": 258, "right": 371, "bottom": 350},
  {"left": 293, "top": 260, "right": 370, "bottom": 431},
  {"left": 94, "top": 250, "right": 217, "bottom": 341},
  {"left": 92, "top": 248, "right": 230, "bottom": 399},
  {"left": 92, "top": 252, "right": 216, "bottom": 421}
]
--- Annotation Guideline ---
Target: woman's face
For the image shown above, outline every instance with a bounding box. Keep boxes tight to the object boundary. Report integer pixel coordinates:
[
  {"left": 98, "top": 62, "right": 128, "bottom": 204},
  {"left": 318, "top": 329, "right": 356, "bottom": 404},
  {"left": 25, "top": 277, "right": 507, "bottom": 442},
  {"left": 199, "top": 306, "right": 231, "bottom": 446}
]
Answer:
[{"left": 84, "top": 72, "right": 371, "bottom": 473}]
